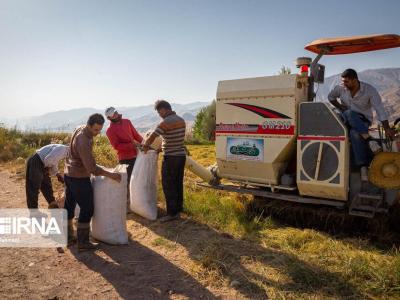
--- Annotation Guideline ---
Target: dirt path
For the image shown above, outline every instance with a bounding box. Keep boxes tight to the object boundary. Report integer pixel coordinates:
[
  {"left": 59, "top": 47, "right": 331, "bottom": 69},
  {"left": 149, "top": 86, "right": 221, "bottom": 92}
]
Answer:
[{"left": 0, "top": 169, "right": 245, "bottom": 300}]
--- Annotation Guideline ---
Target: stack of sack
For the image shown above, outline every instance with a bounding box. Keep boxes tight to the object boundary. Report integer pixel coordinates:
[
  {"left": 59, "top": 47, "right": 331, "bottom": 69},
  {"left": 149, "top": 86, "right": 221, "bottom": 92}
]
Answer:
[{"left": 89, "top": 131, "right": 162, "bottom": 245}]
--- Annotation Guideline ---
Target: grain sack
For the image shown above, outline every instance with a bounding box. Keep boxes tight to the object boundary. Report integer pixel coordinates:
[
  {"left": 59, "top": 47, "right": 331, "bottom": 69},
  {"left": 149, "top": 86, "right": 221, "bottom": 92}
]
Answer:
[
  {"left": 129, "top": 150, "right": 158, "bottom": 220},
  {"left": 144, "top": 130, "right": 162, "bottom": 151},
  {"left": 91, "top": 165, "right": 128, "bottom": 245}
]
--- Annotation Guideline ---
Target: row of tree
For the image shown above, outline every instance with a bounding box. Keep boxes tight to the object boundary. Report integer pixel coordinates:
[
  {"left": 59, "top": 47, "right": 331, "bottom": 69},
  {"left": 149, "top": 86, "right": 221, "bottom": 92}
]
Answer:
[{"left": 192, "top": 100, "right": 216, "bottom": 142}]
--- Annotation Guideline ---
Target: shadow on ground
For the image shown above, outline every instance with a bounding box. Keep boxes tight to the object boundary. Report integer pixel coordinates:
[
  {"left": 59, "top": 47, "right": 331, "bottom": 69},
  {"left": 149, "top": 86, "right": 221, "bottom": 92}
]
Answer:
[
  {"left": 70, "top": 239, "right": 217, "bottom": 299},
  {"left": 129, "top": 212, "right": 363, "bottom": 300}
]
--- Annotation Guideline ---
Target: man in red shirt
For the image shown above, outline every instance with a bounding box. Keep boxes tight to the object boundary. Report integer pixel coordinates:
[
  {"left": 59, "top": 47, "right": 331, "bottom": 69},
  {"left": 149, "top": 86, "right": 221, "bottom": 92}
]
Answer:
[{"left": 105, "top": 107, "right": 143, "bottom": 185}]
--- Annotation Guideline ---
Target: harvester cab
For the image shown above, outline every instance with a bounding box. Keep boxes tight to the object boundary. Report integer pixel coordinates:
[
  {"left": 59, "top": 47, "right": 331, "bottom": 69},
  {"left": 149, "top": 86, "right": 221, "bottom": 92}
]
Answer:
[{"left": 185, "top": 34, "right": 400, "bottom": 220}]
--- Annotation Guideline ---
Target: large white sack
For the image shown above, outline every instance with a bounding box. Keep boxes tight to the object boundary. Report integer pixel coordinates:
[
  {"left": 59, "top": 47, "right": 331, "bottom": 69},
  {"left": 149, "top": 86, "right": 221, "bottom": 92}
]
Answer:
[
  {"left": 91, "top": 165, "right": 128, "bottom": 245},
  {"left": 130, "top": 150, "right": 158, "bottom": 220}
]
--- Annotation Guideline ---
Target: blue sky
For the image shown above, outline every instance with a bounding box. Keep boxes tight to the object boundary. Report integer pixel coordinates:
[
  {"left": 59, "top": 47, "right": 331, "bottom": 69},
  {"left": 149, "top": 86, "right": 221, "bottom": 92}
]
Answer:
[{"left": 0, "top": 0, "right": 399, "bottom": 118}]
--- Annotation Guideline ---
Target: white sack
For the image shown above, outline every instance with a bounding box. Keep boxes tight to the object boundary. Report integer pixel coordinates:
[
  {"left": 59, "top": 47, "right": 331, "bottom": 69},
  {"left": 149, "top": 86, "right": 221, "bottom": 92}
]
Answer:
[
  {"left": 129, "top": 150, "right": 158, "bottom": 220},
  {"left": 91, "top": 165, "right": 128, "bottom": 245},
  {"left": 144, "top": 130, "right": 162, "bottom": 151}
]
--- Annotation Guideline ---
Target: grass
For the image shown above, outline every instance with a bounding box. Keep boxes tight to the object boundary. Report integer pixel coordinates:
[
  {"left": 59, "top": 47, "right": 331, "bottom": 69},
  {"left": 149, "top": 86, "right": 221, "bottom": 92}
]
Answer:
[
  {"left": 179, "top": 145, "right": 400, "bottom": 298},
  {"left": 92, "top": 135, "right": 119, "bottom": 167},
  {"left": 0, "top": 127, "right": 68, "bottom": 162},
  {"left": 2, "top": 126, "right": 400, "bottom": 298},
  {"left": 151, "top": 237, "right": 177, "bottom": 250}
]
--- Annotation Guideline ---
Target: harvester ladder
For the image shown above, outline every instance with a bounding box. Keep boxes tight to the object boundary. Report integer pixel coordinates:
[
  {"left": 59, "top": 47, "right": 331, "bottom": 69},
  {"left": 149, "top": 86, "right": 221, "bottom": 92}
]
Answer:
[{"left": 349, "top": 192, "right": 384, "bottom": 218}]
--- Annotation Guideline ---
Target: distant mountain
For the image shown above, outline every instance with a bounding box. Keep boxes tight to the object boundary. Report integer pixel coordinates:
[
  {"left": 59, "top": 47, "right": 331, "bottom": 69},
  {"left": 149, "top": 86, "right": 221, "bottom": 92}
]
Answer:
[
  {"left": 3, "top": 102, "right": 209, "bottom": 133},
  {"left": 2, "top": 68, "right": 399, "bottom": 132},
  {"left": 317, "top": 68, "right": 400, "bottom": 122}
]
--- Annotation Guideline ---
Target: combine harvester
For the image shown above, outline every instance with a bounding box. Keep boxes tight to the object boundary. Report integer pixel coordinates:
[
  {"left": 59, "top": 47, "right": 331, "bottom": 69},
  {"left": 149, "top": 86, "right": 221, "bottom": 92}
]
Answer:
[{"left": 185, "top": 34, "right": 400, "bottom": 231}]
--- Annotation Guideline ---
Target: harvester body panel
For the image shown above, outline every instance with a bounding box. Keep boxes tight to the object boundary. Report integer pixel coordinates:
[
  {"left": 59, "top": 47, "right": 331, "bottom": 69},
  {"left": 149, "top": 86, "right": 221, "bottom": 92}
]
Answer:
[
  {"left": 297, "top": 102, "right": 349, "bottom": 201},
  {"left": 215, "top": 74, "right": 309, "bottom": 185}
]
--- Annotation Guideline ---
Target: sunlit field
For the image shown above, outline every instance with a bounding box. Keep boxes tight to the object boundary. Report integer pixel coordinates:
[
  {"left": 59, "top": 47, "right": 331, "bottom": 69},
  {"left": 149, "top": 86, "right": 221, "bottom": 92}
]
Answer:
[{"left": 2, "top": 127, "right": 400, "bottom": 298}]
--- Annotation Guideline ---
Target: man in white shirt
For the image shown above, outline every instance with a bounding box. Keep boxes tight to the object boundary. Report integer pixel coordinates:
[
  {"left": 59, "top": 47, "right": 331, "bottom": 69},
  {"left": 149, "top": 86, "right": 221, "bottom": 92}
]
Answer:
[
  {"left": 25, "top": 144, "right": 69, "bottom": 209},
  {"left": 328, "top": 69, "right": 395, "bottom": 181}
]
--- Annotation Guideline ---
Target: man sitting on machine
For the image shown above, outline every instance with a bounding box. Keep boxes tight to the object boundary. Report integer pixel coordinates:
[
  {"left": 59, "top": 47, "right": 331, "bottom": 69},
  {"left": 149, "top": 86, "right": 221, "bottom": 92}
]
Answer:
[{"left": 328, "top": 68, "right": 396, "bottom": 181}]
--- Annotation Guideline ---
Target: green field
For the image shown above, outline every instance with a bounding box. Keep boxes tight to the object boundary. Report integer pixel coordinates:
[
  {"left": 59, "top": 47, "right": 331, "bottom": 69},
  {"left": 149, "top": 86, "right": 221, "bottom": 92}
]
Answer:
[
  {"left": 183, "top": 145, "right": 400, "bottom": 299},
  {"left": 2, "top": 127, "right": 400, "bottom": 298}
]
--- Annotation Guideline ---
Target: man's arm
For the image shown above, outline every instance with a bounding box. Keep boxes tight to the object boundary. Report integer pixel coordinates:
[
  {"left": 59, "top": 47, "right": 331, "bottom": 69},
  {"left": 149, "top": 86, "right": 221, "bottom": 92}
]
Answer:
[
  {"left": 95, "top": 167, "right": 122, "bottom": 182},
  {"left": 142, "top": 132, "right": 158, "bottom": 154},
  {"left": 381, "top": 120, "right": 395, "bottom": 139},
  {"left": 143, "top": 122, "right": 166, "bottom": 153},
  {"left": 370, "top": 87, "right": 395, "bottom": 139},
  {"left": 44, "top": 160, "right": 59, "bottom": 176},
  {"left": 129, "top": 121, "right": 143, "bottom": 144},
  {"left": 56, "top": 172, "right": 64, "bottom": 183},
  {"left": 328, "top": 86, "right": 348, "bottom": 112},
  {"left": 49, "top": 165, "right": 58, "bottom": 177}
]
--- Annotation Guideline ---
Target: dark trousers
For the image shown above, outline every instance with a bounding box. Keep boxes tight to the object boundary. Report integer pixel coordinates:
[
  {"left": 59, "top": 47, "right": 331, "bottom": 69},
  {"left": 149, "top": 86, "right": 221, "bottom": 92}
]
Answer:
[
  {"left": 25, "top": 153, "right": 55, "bottom": 208},
  {"left": 161, "top": 155, "right": 186, "bottom": 216},
  {"left": 64, "top": 175, "right": 94, "bottom": 223},
  {"left": 119, "top": 158, "right": 136, "bottom": 185}
]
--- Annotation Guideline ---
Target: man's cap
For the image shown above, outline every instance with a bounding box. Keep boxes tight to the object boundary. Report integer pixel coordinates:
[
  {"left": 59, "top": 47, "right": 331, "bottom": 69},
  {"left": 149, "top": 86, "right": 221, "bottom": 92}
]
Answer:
[{"left": 105, "top": 107, "right": 117, "bottom": 118}]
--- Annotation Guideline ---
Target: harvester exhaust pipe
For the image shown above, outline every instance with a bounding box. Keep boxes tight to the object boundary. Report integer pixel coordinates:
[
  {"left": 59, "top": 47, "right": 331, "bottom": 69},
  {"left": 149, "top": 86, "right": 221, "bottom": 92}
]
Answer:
[{"left": 185, "top": 155, "right": 220, "bottom": 186}]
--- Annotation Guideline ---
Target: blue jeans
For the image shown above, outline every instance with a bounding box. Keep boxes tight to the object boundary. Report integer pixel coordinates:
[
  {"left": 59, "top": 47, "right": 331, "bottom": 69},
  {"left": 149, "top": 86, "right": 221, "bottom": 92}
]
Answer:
[
  {"left": 64, "top": 175, "right": 94, "bottom": 223},
  {"left": 341, "top": 110, "right": 371, "bottom": 168}
]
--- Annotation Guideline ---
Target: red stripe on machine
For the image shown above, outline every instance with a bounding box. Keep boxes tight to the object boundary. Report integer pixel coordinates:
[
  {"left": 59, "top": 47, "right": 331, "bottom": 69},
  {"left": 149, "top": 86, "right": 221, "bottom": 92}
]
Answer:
[
  {"left": 226, "top": 103, "right": 291, "bottom": 119},
  {"left": 216, "top": 125, "right": 295, "bottom": 135},
  {"left": 297, "top": 135, "right": 346, "bottom": 141}
]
